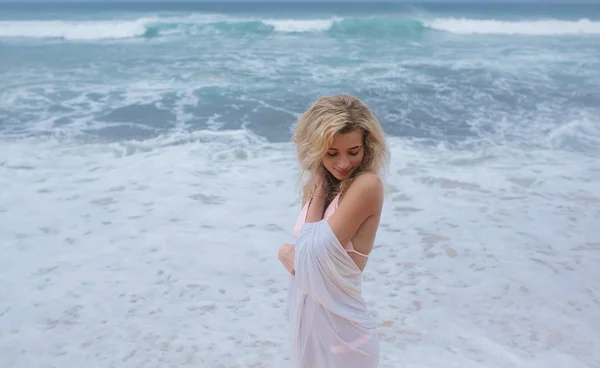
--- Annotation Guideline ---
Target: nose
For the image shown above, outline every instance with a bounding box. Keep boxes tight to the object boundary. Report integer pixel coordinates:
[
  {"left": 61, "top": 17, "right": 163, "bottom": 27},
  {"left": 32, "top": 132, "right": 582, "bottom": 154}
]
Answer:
[{"left": 338, "top": 156, "right": 351, "bottom": 170}]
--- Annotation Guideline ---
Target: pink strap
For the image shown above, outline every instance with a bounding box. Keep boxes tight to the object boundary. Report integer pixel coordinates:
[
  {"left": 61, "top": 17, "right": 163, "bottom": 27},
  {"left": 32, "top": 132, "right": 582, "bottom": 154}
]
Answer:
[{"left": 346, "top": 247, "right": 369, "bottom": 258}]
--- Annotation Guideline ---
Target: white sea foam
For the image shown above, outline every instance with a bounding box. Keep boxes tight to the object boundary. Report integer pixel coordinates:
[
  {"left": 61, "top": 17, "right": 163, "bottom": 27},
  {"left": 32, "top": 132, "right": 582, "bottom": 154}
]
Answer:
[
  {"left": 426, "top": 17, "right": 600, "bottom": 35},
  {"left": 2, "top": 15, "right": 599, "bottom": 41},
  {"left": 1, "top": 6, "right": 599, "bottom": 365},
  {"left": 0, "top": 131, "right": 598, "bottom": 368},
  {"left": 0, "top": 15, "right": 342, "bottom": 40},
  {"left": 0, "top": 19, "right": 155, "bottom": 40}
]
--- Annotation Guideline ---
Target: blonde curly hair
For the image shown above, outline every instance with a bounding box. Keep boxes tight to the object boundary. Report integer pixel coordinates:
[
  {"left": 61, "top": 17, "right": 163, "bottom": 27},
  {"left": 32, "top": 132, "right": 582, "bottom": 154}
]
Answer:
[{"left": 292, "top": 94, "right": 390, "bottom": 202}]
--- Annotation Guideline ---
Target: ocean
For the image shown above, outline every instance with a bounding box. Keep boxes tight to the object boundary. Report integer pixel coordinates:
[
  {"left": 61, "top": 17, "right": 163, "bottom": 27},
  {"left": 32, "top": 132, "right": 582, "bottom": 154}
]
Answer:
[{"left": 0, "top": 1, "right": 599, "bottom": 367}]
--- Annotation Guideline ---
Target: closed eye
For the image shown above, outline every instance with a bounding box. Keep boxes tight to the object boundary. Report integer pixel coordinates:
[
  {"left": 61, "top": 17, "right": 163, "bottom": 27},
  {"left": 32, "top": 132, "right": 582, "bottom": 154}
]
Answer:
[
  {"left": 349, "top": 146, "right": 363, "bottom": 155},
  {"left": 327, "top": 146, "right": 362, "bottom": 157},
  {"left": 328, "top": 150, "right": 361, "bottom": 157}
]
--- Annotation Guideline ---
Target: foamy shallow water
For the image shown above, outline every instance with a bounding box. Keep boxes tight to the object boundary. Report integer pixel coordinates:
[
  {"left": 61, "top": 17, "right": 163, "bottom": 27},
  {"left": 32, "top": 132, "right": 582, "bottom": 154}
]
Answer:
[
  {"left": 1, "top": 2, "right": 600, "bottom": 367},
  {"left": 1, "top": 131, "right": 598, "bottom": 368}
]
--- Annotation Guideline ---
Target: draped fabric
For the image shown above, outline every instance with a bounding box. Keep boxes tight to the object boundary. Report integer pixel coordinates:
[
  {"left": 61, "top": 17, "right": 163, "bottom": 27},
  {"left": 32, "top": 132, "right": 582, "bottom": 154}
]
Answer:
[{"left": 287, "top": 219, "right": 379, "bottom": 368}]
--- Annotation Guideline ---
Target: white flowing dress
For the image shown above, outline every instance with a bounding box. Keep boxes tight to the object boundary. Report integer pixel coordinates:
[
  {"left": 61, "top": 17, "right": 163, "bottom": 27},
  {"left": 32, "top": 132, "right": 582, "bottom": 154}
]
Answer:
[{"left": 287, "top": 197, "right": 379, "bottom": 368}]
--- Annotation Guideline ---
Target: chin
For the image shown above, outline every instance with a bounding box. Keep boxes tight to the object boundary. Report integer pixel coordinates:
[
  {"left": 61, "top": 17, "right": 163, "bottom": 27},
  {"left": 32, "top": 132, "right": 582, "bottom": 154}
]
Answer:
[{"left": 332, "top": 169, "right": 355, "bottom": 181}]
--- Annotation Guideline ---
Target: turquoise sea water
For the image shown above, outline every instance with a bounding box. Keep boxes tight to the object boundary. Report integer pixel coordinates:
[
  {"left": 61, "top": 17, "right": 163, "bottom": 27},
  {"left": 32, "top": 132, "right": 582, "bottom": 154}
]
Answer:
[
  {"left": 1, "top": 2, "right": 599, "bottom": 144},
  {"left": 1, "top": 2, "right": 599, "bottom": 368}
]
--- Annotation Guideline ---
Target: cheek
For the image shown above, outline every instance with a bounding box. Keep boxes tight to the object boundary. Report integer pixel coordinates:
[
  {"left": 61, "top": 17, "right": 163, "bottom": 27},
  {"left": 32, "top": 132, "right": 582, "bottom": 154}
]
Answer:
[
  {"left": 321, "top": 156, "right": 334, "bottom": 169},
  {"left": 352, "top": 153, "right": 365, "bottom": 166}
]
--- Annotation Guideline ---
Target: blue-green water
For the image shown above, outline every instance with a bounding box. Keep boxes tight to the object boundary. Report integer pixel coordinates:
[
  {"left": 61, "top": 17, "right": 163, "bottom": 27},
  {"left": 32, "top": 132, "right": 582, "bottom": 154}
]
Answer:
[
  {"left": 1, "top": 2, "right": 599, "bottom": 144},
  {"left": 1, "top": 2, "right": 599, "bottom": 368}
]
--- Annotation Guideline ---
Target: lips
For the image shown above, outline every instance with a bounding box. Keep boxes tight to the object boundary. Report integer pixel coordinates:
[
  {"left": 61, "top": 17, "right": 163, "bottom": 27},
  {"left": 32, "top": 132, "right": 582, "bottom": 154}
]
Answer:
[{"left": 335, "top": 168, "right": 351, "bottom": 177}]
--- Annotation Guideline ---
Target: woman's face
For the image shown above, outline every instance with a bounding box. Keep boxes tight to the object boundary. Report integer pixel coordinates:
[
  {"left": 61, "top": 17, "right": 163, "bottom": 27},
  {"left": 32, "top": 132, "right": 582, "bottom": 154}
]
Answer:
[{"left": 322, "top": 129, "right": 365, "bottom": 181}]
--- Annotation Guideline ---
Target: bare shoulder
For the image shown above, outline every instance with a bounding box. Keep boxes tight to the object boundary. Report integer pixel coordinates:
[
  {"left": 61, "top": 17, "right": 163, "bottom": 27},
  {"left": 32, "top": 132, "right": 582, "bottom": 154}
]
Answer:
[
  {"left": 343, "top": 171, "right": 384, "bottom": 212},
  {"left": 328, "top": 171, "right": 383, "bottom": 246},
  {"left": 352, "top": 171, "right": 383, "bottom": 191}
]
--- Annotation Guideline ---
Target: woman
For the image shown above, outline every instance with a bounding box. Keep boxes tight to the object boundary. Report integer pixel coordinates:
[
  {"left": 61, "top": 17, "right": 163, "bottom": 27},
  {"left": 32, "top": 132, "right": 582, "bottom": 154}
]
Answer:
[{"left": 278, "top": 94, "right": 390, "bottom": 367}]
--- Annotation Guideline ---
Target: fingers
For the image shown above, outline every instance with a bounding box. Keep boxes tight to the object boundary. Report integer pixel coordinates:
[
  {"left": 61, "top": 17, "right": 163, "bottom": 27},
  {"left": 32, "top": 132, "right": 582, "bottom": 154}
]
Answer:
[{"left": 278, "top": 243, "right": 296, "bottom": 276}]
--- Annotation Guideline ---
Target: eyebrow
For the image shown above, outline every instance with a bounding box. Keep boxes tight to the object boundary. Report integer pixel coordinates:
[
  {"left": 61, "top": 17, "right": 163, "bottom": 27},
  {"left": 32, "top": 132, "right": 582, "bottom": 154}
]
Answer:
[{"left": 328, "top": 145, "right": 362, "bottom": 151}]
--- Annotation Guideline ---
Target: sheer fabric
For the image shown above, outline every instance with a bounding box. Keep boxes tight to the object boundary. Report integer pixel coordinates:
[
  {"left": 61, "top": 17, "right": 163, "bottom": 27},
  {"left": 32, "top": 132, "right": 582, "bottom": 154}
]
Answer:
[{"left": 287, "top": 219, "right": 379, "bottom": 368}]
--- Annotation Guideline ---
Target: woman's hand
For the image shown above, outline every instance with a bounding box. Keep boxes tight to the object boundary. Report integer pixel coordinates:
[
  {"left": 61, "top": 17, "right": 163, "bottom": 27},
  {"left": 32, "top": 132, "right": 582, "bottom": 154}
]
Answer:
[
  {"left": 277, "top": 243, "right": 296, "bottom": 276},
  {"left": 313, "top": 164, "right": 329, "bottom": 198}
]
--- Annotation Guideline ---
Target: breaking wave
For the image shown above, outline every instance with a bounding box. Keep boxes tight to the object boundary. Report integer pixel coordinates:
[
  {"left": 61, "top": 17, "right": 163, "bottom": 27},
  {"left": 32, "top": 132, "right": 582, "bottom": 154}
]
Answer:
[{"left": 1, "top": 15, "right": 599, "bottom": 40}]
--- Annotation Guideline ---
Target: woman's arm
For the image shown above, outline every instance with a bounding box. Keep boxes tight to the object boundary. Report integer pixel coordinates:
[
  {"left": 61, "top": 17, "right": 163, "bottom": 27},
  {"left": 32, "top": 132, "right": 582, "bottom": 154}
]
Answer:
[
  {"left": 305, "top": 166, "right": 329, "bottom": 223},
  {"left": 305, "top": 194, "right": 326, "bottom": 223},
  {"left": 326, "top": 172, "right": 383, "bottom": 246},
  {"left": 279, "top": 187, "right": 326, "bottom": 276},
  {"left": 278, "top": 167, "right": 331, "bottom": 276}
]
